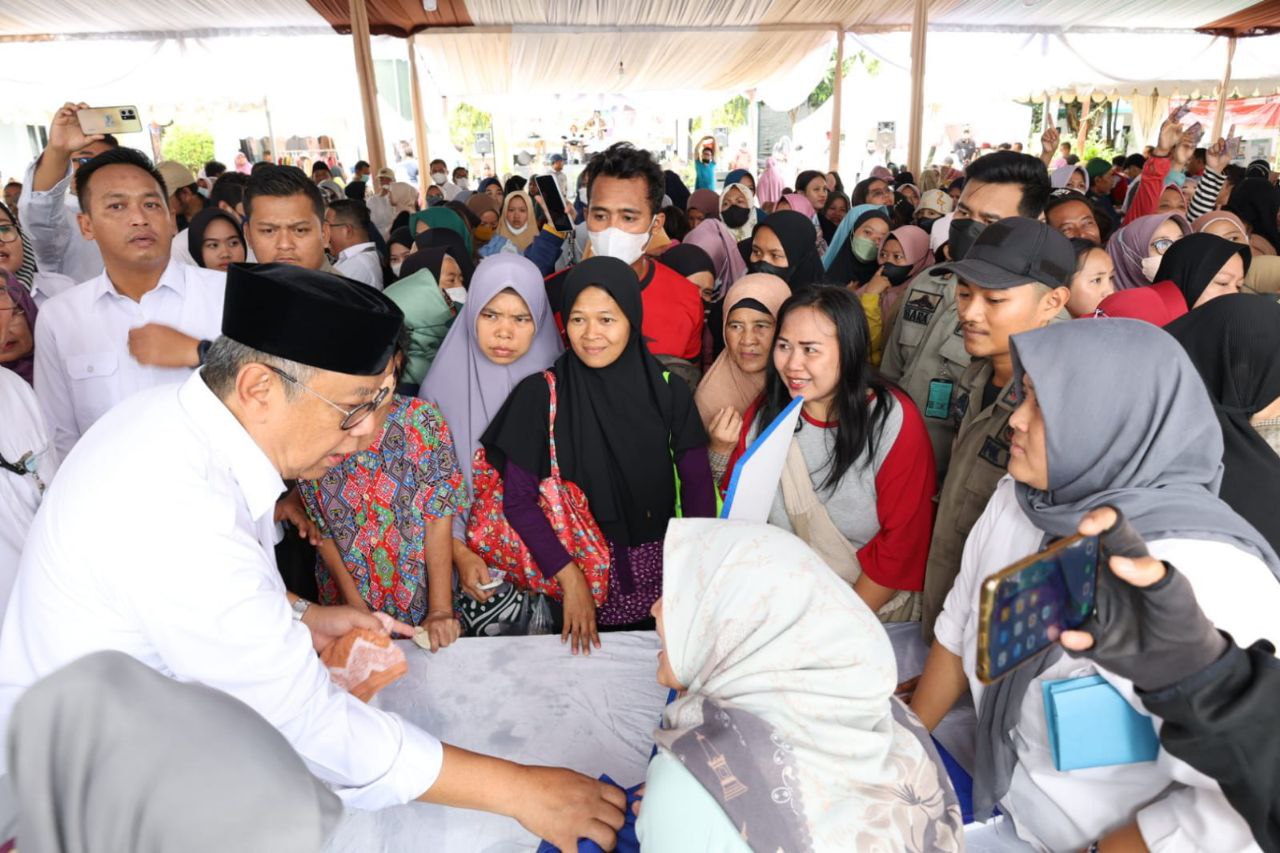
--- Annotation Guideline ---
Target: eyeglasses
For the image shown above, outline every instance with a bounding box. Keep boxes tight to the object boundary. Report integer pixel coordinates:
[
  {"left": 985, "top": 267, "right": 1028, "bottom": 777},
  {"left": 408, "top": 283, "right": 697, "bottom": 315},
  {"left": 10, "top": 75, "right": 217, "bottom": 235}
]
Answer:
[
  {"left": 0, "top": 225, "right": 17, "bottom": 244},
  {"left": 1152, "top": 238, "right": 1176, "bottom": 255},
  {"left": 265, "top": 365, "right": 389, "bottom": 430}
]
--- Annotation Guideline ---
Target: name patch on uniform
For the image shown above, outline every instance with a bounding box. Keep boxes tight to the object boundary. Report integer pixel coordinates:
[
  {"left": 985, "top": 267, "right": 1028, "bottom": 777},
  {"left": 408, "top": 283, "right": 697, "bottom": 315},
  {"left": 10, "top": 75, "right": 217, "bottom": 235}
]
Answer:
[
  {"left": 903, "top": 292, "right": 942, "bottom": 326},
  {"left": 978, "top": 435, "right": 1012, "bottom": 469}
]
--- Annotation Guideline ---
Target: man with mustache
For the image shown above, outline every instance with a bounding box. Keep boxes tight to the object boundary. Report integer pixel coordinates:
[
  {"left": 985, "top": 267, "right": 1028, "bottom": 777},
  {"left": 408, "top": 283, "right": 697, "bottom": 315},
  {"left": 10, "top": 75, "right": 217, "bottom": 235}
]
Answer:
[{"left": 33, "top": 147, "right": 225, "bottom": 457}]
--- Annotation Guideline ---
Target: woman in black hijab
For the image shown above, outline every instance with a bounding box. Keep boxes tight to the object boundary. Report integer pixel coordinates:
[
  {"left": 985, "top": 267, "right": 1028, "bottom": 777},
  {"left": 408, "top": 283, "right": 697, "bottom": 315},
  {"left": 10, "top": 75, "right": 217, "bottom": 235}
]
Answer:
[
  {"left": 1166, "top": 293, "right": 1280, "bottom": 556},
  {"left": 186, "top": 208, "right": 246, "bottom": 272},
  {"left": 1154, "top": 232, "right": 1249, "bottom": 311},
  {"left": 413, "top": 229, "right": 474, "bottom": 288},
  {"left": 1226, "top": 178, "right": 1280, "bottom": 256},
  {"left": 745, "top": 210, "right": 822, "bottom": 292},
  {"left": 482, "top": 256, "right": 714, "bottom": 649},
  {"left": 664, "top": 170, "right": 691, "bottom": 212}
]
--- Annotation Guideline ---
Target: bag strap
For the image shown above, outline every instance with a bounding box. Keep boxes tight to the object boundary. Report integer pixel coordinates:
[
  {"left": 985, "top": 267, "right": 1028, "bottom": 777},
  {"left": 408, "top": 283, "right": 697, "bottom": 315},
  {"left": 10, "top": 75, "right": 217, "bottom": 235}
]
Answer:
[{"left": 543, "top": 370, "right": 561, "bottom": 478}]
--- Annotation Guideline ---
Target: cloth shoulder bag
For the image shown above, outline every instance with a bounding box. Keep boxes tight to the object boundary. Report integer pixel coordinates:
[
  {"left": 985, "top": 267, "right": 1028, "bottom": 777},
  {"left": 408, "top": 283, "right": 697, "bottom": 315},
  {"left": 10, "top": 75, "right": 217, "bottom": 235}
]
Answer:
[
  {"left": 779, "top": 439, "right": 921, "bottom": 622},
  {"left": 466, "top": 371, "right": 611, "bottom": 605}
]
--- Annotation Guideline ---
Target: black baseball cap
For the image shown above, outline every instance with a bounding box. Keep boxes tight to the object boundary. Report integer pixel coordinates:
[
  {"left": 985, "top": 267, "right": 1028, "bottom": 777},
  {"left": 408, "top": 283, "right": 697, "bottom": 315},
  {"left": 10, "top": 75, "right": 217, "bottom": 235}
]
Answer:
[{"left": 936, "top": 216, "right": 1074, "bottom": 289}]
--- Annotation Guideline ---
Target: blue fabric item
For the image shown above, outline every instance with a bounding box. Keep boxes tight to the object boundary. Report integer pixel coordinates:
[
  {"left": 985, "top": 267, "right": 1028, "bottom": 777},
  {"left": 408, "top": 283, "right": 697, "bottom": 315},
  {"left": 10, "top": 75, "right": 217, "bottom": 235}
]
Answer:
[
  {"left": 1165, "top": 169, "right": 1187, "bottom": 188},
  {"left": 821, "top": 203, "right": 889, "bottom": 270},
  {"left": 723, "top": 168, "right": 751, "bottom": 189},
  {"left": 1042, "top": 675, "right": 1160, "bottom": 771},
  {"left": 932, "top": 737, "right": 975, "bottom": 824},
  {"left": 523, "top": 228, "right": 567, "bottom": 277},
  {"left": 537, "top": 775, "right": 642, "bottom": 853},
  {"left": 695, "top": 161, "right": 716, "bottom": 191}
]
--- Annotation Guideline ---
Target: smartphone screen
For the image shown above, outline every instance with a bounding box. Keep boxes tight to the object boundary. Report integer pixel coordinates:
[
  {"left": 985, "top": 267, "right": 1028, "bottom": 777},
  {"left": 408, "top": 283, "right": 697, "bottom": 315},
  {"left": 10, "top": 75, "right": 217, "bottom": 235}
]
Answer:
[
  {"left": 1170, "top": 103, "right": 1192, "bottom": 122},
  {"left": 1186, "top": 122, "right": 1205, "bottom": 145},
  {"left": 534, "top": 174, "right": 570, "bottom": 231},
  {"left": 977, "top": 534, "right": 1100, "bottom": 683}
]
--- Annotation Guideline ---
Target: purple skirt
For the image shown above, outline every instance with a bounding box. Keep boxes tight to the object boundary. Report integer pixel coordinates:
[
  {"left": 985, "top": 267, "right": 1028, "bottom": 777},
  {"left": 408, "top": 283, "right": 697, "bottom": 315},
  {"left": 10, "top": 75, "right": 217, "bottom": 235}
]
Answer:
[{"left": 596, "top": 539, "right": 664, "bottom": 627}]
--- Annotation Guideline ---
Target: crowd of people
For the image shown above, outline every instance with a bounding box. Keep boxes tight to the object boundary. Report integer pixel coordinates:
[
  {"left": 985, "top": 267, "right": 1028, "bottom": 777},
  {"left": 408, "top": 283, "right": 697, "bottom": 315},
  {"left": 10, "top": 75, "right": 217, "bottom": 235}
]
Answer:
[{"left": 1, "top": 97, "right": 1279, "bottom": 852}]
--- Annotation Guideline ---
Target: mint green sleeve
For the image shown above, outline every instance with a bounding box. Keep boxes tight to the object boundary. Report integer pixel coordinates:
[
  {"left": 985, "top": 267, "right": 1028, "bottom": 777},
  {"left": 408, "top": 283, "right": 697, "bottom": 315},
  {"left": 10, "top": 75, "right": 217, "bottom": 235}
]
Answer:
[{"left": 635, "top": 751, "right": 752, "bottom": 853}]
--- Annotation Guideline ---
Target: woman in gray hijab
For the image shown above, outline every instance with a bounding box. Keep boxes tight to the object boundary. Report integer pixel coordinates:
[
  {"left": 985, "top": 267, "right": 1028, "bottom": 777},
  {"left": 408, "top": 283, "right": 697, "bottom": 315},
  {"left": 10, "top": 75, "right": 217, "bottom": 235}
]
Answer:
[
  {"left": 7, "top": 651, "right": 342, "bottom": 853},
  {"left": 910, "top": 318, "right": 1280, "bottom": 852}
]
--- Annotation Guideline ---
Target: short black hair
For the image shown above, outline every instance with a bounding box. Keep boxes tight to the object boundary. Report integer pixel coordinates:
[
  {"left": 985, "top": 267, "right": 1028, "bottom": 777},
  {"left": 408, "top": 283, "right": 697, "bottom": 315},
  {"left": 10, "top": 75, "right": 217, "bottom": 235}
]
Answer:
[
  {"left": 1192, "top": 147, "right": 1207, "bottom": 161},
  {"left": 74, "top": 147, "right": 167, "bottom": 211},
  {"left": 584, "top": 142, "right": 664, "bottom": 216},
  {"left": 250, "top": 160, "right": 273, "bottom": 175},
  {"left": 326, "top": 198, "right": 371, "bottom": 238},
  {"left": 354, "top": 160, "right": 370, "bottom": 172},
  {"left": 430, "top": 159, "right": 448, "bottom": 170},
  {"left": 1065, "top": 154, "right": 1080, "bottom": 165},
  {"left": 661, "top": 205, "right": 690, "bottom": 242},
  {"left": 209, "top": 171, "right": 249, "bottom": 210},
  {"left": 204, "top": 160, "right": 227, "bottom": 178},
  {"left": 997, "top": 143, "right": 1012, "bottom": 151},
  {"left": 99, "top": 134, "right": 119, "bottom": 148},
  {"left": 244, "top": 165, "right": 324, "bottom": 222},
  {"left": 503, "top": 174, "right": 528, "bottom": 194},
  {"left": 311, "top": 161, "right": 331, "bottom": 176},
  {"left": 1223, "top": 164, "right": 1247, "bottom": 186},
  {"left": 962, "top": 151, "right": 1051, "bottom": 218},
  {"left": 1124, "top": 153, "right": 1146, "bottom": 170},
  {"left": 1112, "top": 155, "right": 1126, "bottom": 168}
]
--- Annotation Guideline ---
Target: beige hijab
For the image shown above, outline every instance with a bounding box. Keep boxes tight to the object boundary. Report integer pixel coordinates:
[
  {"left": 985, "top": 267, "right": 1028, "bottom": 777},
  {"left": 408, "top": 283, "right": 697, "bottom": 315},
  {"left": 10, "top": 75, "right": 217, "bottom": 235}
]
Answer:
[
  {"left": 498, "top": 190, "right": 537, "bottom": 251},
  {"left": 693, "top": 273, "right": 791, "bottom": 427}
]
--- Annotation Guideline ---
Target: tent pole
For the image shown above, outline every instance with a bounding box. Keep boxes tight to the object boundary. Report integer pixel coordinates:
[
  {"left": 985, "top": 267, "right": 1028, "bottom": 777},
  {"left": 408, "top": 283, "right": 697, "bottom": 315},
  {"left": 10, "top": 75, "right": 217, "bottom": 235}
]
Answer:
[
  {"left": 348, "top": 0, "right": 386, "bottom": 176},
  {"left": 907, "top": 0, "right": 929, "bottom": 175},
  {"left": 829, "top": 27, "right": 845, "bottom": 173},
  {"left": 407, "top": 37, "right": 430, "bottom": 205},
  {"left": 1212, "top": 36, "right": 1237, "bottom": 143}
]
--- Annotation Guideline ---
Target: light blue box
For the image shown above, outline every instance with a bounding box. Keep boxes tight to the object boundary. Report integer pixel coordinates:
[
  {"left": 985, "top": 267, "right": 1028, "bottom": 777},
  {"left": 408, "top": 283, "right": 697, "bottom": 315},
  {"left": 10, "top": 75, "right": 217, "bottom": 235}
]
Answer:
[{"left": 1042, "top": 675, "right": 1160, "bottom": 771}]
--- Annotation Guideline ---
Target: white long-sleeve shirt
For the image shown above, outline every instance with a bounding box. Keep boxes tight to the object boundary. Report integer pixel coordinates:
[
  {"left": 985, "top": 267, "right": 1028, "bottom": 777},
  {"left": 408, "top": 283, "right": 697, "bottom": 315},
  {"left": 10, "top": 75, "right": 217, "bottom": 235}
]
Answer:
[
  {"left": 333, "top": 242, "right": 384, "bottom": 290},
  {"left": 936, "top": 477, "right": 1278, "bottom": 853},
  {"left": 0, "top": 367, "right": 57, "bottom": 629},
  {"left": 33, "top": 258, "right": 226, "bottom": 458},
  {"left": 0, "top": 372, "right": 443, "bottom": 808},
  {"left": 16, "top": 159, "right": 103, "bottom": 284}
]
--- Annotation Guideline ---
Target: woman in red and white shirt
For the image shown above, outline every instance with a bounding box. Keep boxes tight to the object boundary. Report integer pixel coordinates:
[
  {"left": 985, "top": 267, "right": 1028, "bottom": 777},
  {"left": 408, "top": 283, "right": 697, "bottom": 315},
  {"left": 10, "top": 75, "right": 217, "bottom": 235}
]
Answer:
[{"left": 723, "top": 286, "right": 935, "bottom": 620}]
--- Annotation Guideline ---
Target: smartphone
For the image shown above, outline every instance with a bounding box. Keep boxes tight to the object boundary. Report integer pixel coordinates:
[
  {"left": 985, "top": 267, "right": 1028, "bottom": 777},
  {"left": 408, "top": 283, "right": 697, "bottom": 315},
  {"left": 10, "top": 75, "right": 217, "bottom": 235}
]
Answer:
[
  {"left": 533, "top": 173, "right": 572, "bottom": 232},
  {"left": 1184, "top": 122, "right": 1205, "bottom": 145},
  {"left": 1225, "top": 136, "right": 1244, "bottom": 160},
  {"left": 477, "top": 576, "right": 504, "bottom": 591},
  {"left": 77, "top": 105, "right": 142, "bottom": 136},
  {"left": 976, "top": 533, "right": 1100, "bottom": 684},
  {"left": 1170, "top": 103, "right": 1192, "bottom": 122}
]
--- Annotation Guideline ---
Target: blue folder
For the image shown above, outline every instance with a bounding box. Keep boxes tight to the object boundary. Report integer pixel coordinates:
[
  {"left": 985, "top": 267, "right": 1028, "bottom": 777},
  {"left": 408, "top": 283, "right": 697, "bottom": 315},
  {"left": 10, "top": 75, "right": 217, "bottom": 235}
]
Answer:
[{"left": 1042, "top": 675, "right": 1160, "bottom": 772}]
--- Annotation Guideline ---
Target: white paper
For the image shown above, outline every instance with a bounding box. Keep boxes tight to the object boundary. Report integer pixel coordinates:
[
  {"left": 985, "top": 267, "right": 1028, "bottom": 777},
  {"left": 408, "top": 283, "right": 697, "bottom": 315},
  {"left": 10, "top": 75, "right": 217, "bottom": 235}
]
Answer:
[{"left": 720, "top": 395, "right": 804, "bottom": 523}]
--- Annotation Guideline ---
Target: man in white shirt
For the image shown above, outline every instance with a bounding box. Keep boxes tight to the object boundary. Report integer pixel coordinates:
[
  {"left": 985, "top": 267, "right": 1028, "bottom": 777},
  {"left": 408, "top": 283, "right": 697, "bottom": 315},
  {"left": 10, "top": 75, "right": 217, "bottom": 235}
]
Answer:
[
  {"left": 429, "top": 158, "right": 461, "bottom": 200},
  {"left": 0, "top": 263, "right": 626, "bottom": 849},
  {"left": 34, "top": 147, "right": 225, "bottom": 458},
  {"left": 326, "top": 198, "right": 384, "bottom": 289},
  {"left": 17, "top": 102, "right": 116, "bottom": 283}
]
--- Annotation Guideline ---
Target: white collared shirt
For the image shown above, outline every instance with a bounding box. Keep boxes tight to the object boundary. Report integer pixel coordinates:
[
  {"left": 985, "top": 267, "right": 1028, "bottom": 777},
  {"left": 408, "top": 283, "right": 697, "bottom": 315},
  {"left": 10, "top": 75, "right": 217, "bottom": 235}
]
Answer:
[
  {"left": 33, "top": 258, "right": 226, "bottom": 458},
  {"left": 17, "top": 159, "right": 104, "bottom": 284},
  {"left": 0, "top": 372, "right": 443, "bottom": 808},
  {"left": 0, "top": 367, "right": 57, "bottom": 627},
  {"left": 333, "top": 241, "right": 384, "bottom": 290}
]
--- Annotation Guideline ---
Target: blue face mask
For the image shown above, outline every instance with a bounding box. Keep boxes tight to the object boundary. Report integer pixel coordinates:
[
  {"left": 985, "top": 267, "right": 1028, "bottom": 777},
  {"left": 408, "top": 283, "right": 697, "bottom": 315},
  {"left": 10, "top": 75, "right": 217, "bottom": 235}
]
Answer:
[{"left": 1166, "top": 170, "right": 1187, "bottom": 188}]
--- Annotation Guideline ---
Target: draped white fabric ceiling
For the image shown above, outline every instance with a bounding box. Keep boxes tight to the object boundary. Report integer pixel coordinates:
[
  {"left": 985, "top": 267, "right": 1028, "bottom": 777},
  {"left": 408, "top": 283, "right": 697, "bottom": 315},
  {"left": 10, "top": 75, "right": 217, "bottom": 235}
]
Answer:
[{"left": 1, "top": 0, "right": 1274, "bottom": 111}]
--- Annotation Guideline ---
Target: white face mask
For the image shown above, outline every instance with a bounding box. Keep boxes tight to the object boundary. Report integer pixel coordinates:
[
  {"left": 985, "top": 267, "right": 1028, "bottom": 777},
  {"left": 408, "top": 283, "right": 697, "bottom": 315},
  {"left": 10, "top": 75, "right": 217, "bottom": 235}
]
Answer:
[
  {"left": 588, "top": 218, "right": 655, "bottom": 265},
  {"left": 507, "top": 222, "right": 529, "bottom": 235},
  {"left": 1140, "top": 254, "right": 1164, "bottom": 282},
  {"left": 445, "top": 287, "right": 467, "bottom": 304},
  {"left": 456, "top": 178, "right": 470, "bottom": 191},
  {"left": 431, "top": 171, "right": 447, "bottom": 186},
  {"left": 390, "top": 261, "right": 403, "bottom": 277}
]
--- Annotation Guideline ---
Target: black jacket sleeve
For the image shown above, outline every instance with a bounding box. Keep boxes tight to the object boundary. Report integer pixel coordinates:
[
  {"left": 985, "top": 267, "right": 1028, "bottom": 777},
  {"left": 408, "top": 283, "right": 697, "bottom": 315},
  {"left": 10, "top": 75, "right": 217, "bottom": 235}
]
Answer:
[{"left": 1140, "top": 636, "right": 1280, "bottom": 852}]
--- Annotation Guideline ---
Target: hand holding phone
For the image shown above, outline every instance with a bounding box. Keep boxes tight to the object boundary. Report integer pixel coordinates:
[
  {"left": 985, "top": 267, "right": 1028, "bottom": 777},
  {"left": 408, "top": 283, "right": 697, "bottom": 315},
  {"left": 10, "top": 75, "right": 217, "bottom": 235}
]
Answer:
[
  {"left": 1170, "top": 103, "right": 1193, "bottom": 122},
  {"left": 976, "top": 533, "right": 1101, "bottom": 683},
  {"left": 534, "top": 174, "right": 572, "bottom": 233}
]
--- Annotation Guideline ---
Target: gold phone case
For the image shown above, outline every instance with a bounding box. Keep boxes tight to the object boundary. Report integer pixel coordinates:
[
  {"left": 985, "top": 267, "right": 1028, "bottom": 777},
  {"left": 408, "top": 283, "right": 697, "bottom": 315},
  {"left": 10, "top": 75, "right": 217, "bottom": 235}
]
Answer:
[
  {"left": 78, "top": 106, "right": 142, "bottom": 136},
  {"left": 976, "top": 533, "right": 1088, "bottom": 684}
]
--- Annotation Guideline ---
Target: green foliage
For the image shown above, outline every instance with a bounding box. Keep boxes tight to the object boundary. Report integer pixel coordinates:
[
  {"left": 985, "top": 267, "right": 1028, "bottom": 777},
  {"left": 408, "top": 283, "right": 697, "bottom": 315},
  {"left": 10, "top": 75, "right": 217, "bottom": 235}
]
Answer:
[
  {"left": 160, "top": 127, "right": 214, "bottom": 172},
  {"left": 807, "top": 49, "right": 877, "bottom": 111},
  {"left": 692, "top": 95, "right": 751, "bottom": 135},
  {"left": 449, "top": 102, "right": 493, "bottom": 150}
]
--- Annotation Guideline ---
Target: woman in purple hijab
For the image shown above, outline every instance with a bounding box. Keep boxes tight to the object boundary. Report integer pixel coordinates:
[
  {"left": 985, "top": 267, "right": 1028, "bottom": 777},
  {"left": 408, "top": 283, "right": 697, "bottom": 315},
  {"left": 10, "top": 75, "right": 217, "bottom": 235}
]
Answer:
[
  {"left": 1106, "top": 211, "right": 1190, "bottom": 291},
  {"left": 1, "top": 271, "right": 38, "bottom": 385},
  {"left": 418, "top": 253, "right": 563, "bottom": 627}
]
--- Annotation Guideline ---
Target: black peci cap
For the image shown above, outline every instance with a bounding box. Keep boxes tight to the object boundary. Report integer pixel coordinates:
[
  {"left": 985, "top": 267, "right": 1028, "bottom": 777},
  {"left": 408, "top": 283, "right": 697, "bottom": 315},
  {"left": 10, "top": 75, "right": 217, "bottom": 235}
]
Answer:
[
  {"left": 935, "top": 216, "right": 1075, "bottom": 289},
  {"left": 222, "top": 263, "right": 403, "bottom": 376}
]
